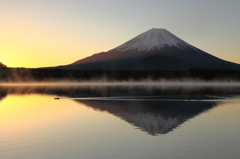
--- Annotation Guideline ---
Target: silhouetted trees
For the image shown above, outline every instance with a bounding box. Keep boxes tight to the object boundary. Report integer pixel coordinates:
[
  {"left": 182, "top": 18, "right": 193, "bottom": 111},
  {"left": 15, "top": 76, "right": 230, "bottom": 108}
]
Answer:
[{"left": 1, "top": 67, "right": 240, "bottom": 82}]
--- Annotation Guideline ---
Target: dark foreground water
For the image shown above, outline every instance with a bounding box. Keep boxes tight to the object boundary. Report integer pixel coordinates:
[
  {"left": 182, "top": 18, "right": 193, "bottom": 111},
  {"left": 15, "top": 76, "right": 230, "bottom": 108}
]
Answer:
[{"left": 0, "top": 83, "right": 240, "bottom": 159}]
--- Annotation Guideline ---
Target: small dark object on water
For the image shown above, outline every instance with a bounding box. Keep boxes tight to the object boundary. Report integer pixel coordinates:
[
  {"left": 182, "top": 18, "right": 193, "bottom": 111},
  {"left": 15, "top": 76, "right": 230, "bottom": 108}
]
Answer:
[{"left": 54, "top": 97, "right": 60, "bottom": 100}]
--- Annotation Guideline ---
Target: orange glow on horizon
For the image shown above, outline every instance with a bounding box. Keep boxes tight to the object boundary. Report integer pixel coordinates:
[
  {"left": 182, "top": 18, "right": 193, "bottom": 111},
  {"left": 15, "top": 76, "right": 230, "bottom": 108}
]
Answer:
[{"left": 0, "top": 15, "right": 111, "bottom": 68}]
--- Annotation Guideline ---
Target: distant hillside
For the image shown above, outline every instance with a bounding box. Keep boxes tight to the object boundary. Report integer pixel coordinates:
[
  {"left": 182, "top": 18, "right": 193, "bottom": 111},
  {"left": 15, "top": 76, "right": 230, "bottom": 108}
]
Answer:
[
  {"left": 0, "top": 62, "right": 7, "bottom": 81},
  {"left": 0, "top": 62, "right": 7, "bottom": 68}
]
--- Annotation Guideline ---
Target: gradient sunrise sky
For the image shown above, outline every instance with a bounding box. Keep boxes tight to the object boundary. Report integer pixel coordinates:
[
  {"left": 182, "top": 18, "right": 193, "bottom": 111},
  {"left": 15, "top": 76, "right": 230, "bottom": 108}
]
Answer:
[{"left": 0, "top": 0, "right": 239, "bottom": 68}]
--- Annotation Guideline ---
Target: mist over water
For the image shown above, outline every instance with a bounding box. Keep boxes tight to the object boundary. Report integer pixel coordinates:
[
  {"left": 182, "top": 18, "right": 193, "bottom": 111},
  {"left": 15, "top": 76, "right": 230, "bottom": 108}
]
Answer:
[{"left": 1, "top": 81, "right": 240, "bottom": 98}]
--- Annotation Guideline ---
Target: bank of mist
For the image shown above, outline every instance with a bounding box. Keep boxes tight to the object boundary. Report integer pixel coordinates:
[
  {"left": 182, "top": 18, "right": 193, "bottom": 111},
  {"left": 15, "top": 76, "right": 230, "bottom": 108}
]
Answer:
[{"left": 1, "top": 67, "right": 240, "bottom": 82}]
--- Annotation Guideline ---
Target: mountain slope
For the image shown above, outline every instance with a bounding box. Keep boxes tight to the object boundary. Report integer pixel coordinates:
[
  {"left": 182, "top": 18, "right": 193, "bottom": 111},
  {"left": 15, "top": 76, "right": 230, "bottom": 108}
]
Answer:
[
  {"left": 67, "top": 28, "right": 240, "bottom": 71},
  {"left": 60, "top": 54, "right": 196, "bottom": 70}
]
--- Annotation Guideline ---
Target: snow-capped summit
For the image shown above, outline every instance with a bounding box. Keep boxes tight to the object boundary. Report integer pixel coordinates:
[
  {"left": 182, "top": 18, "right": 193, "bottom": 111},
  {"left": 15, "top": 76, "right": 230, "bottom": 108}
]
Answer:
[{"left": 112, "top": 28, "right": 192, "bottom": 52}]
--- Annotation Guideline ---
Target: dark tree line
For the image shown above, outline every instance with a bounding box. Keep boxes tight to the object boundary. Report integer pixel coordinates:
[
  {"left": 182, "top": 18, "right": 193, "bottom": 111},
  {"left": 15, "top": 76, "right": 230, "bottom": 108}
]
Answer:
[{"left": 1, "top": 67, "right": 240, "bottom": 82}]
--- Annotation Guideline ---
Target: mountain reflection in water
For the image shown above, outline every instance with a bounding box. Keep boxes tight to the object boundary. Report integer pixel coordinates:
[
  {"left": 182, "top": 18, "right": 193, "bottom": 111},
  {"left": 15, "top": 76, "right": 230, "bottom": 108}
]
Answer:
[
  {"left": 0, "top": 83, "right": 239, "bottom": 135},
  {"left": 77, "top": 100, "right": 217, "bottom": 135}
]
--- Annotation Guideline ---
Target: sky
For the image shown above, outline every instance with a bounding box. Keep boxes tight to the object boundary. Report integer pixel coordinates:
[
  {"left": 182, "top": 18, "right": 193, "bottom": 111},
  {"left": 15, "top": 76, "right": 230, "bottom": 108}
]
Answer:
[{"left": 0, "top": 0, "right": 239, "bottom": 68}]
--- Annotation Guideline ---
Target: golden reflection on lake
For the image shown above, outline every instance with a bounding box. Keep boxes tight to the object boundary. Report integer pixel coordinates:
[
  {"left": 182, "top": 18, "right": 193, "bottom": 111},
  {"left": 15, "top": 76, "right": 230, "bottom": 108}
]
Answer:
[{"left": 0, "top": 94, "right": 93, "bottom": 133}]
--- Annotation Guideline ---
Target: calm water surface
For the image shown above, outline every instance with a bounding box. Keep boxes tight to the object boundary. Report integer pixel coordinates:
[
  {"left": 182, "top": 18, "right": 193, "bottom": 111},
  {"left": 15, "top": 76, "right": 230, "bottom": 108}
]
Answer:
[{"left": 0, "top": 83, "right": 240, "bottom": 159}]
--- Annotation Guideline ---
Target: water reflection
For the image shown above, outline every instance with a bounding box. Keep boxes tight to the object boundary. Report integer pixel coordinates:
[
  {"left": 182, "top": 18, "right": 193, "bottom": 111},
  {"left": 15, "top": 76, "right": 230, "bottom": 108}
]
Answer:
[{"left": 0, "top": 83, "right": 240, "bottom": 135}]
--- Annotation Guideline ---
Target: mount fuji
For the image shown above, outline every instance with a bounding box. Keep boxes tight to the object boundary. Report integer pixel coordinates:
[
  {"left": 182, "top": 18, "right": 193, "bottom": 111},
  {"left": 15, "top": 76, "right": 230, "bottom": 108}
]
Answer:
[{"left": 60, "top": 28, "right": 240, "bottom": 70}]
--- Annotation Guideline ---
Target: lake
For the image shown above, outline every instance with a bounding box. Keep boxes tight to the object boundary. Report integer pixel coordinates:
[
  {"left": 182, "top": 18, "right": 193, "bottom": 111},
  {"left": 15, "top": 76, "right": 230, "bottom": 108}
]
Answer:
[{"left": 0, "top": 82, "right": 240, "bottom": 159}]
